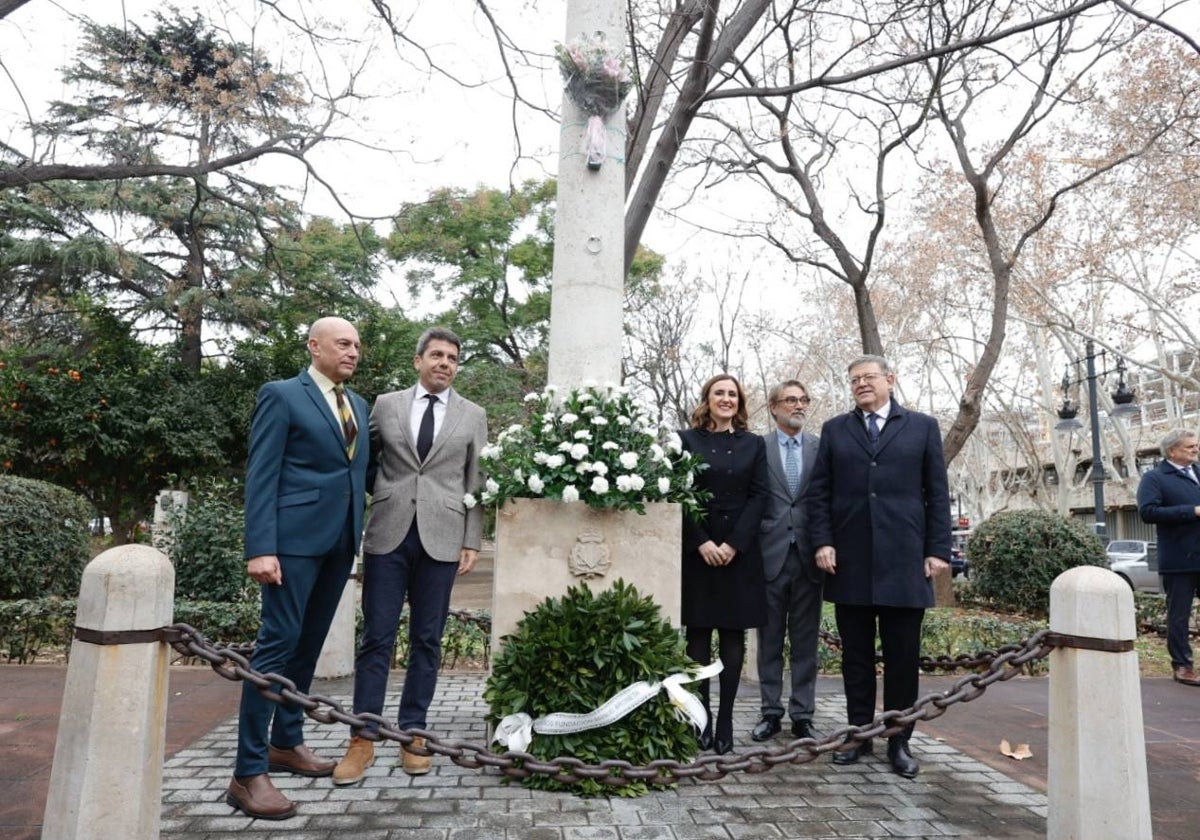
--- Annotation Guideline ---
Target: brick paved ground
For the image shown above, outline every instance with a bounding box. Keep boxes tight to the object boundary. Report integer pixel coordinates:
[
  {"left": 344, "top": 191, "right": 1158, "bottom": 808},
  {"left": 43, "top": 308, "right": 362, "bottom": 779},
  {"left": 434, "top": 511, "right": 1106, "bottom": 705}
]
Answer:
[{"left": 159, "top": 674, "right": 1048, "bottom": 840}]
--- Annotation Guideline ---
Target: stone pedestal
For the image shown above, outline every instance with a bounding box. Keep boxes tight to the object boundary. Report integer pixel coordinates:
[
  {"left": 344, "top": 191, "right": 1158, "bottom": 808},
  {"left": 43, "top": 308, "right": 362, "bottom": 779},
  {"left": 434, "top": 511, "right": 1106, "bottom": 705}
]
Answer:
[
  {"left": 1047, "top": 565, "right": 1151, "bottom": 839},
  {"left": 491, "top": 499, "right": 682, "bottom": 655},
  {"left": 316, "top": 574, "right": 358, "bottom": 678},
  {"left": 931, "top": 565, "right": 955, "bottom": 607},
  {"left": 151, "top": 488, "right": 188, "bottom": 555},
  {"left": 43, "top": 545, "right": 173, "bottom": 840}
]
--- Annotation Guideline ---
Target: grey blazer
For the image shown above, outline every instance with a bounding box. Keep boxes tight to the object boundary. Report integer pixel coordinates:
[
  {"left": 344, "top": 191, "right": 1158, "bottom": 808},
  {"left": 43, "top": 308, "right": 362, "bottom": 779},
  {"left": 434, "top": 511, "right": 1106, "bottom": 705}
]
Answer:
[
  {"left": 363, "top": 386, "right": 487, "bottom": 562},
  {"left": 758, "top": 430, "right": 819, "bottom": 581}
]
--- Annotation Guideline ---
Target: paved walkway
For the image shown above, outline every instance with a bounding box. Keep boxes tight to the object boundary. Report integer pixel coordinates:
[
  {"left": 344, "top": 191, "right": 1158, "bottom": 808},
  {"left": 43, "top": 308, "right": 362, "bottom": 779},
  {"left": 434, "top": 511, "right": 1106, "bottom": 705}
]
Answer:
[
  {"left": 158, "top": 674, "right": 1049, "bottom": 840},
  {"left": 6, "top": 664, "right": 1200, "bottom": 839}
]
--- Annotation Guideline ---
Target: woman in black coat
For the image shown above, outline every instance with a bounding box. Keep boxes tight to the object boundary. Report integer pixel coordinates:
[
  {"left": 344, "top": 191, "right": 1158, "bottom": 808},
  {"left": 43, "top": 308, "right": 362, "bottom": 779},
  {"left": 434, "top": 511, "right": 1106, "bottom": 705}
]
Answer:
[{"left": 681, "top": 373, "right": 769, "bottom": 753}]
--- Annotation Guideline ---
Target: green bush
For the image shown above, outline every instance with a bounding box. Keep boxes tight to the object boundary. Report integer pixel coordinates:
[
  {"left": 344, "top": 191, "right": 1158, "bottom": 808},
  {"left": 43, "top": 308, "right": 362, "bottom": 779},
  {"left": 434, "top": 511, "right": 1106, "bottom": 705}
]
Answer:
[
  {"left": 0, "top": 475, "right": 92, "bottom": 600},
  {"left": 920, "top": 609, "right": 1049, "bottom": 675},
  {"left": 164, "top": 478, "right": 254, "bottom": 603},
  {"left": 966, "top": 510, "right": 1108, "bottom": 614},
  {"left": 485, "top": 580, "right": 699, "bottom": 797},
  {"left": 0, "top": 596, "right": 76, "bottom": 661}
]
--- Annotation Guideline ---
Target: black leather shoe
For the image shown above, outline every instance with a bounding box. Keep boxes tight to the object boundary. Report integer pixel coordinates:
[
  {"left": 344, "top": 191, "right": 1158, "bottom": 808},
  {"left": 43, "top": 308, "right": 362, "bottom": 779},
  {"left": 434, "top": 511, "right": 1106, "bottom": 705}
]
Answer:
[
  {"left": 831, "top": 738, "right": 873, "bottom": 765},
  {"left": 751, "top": 716, "right": 782, "bottom": 742},
  {"left": 887, "top": 737, "right": 919, "bottom": 779},
  {"left": 697, "top": 723, "right": 713, "bottom": 751},
  {"left": 714, "top": 737, "right": 733, "bottom": 755},
  {"left": 791, "top": 720, "right": 820, "bottom": 739}
]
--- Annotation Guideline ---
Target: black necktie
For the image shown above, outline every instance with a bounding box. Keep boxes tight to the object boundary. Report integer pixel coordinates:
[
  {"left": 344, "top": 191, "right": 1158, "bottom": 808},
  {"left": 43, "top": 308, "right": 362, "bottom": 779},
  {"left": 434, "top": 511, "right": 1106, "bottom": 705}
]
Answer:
[
  {"left": 417, "top": 393, "right": 437, "bottom": 461},
  {"left": 867, "top": 412, "right": 881, "bottom": 444}
]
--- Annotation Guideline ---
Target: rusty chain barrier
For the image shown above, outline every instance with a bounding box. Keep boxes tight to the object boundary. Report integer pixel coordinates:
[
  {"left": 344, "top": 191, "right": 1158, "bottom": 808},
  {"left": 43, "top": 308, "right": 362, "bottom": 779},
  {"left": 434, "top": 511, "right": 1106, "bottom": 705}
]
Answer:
[{"left": 162, "top": 622, "right": 1062, "bottom": 787}]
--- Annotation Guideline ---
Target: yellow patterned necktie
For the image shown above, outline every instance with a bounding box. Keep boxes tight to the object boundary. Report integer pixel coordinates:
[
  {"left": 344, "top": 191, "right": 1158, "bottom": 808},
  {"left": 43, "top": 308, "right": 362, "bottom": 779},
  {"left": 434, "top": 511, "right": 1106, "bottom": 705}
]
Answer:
[{"left": 333, "top": 384, "right": 357, "bottom": 460}]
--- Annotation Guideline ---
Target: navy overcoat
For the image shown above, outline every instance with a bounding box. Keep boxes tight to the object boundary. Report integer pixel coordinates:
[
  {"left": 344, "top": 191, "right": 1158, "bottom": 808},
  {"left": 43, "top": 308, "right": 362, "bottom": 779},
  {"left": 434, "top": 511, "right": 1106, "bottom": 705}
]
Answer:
[
  {"left": 1137, "top": 460, "right": 1200, "bottom": 575},
  {"left": 803, "top": 400, "right": 951, "bottom": 608}
]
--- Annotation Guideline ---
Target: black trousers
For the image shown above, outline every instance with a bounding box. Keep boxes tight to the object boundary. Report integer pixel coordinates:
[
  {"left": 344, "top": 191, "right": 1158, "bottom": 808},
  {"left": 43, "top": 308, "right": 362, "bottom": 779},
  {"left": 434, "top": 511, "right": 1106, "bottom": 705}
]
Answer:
[{"left": 834, "top": 603, "right": 924, "bottom": 739}]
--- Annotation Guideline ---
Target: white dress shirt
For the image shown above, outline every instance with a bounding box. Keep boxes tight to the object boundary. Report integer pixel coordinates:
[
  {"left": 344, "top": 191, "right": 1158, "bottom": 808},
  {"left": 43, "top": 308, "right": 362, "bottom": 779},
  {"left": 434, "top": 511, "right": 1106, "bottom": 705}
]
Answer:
[{"left": 307, "top": 365, "right": 350, "bottom": 438}]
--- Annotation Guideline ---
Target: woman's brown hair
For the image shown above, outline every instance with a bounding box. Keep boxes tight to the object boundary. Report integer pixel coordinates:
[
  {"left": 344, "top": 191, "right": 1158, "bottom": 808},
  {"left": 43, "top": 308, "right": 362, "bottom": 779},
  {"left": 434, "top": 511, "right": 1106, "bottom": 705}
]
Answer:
[{"left": 689, "top": 373, "right": 750, "bottom": 430}]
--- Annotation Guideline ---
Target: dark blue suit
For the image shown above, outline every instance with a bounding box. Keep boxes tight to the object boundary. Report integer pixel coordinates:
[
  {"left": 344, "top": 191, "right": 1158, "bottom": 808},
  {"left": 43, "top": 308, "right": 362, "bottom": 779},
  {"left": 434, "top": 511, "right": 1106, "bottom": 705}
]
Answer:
[
  {"left": 1137, "top": 460, "right": 1200, "bottom": 669},
  {"left": 804, "top": 399, "right": 951, "bottom": 735},
  {"left": 236, "top": 369, "right": 369, "bottom": 777}
]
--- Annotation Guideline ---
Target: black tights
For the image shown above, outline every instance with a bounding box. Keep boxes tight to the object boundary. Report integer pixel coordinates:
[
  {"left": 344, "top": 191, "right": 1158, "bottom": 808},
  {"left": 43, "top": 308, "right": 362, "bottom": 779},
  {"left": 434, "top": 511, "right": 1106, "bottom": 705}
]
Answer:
[{"left": 685, "top": 626, "right": 744, "bottom": 741}]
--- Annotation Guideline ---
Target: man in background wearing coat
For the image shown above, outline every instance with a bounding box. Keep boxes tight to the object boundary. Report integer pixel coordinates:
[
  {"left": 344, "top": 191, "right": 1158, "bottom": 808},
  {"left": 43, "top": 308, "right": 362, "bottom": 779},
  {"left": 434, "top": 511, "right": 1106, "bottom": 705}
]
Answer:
[
  {"left": 228, "top": 316, "right": 369, "bottom": 820},
  {"left": 333, "top": 326, "right": 487, "bottom": 784},
  {"left": 751, "top": 380, "right": 823, "bottom": 743},
  {"left": 1137, "top": 429, "right": 1200, "bottom": 686},
  {"left": 805, "top": 354, "right": 951, "bottom": 779}
]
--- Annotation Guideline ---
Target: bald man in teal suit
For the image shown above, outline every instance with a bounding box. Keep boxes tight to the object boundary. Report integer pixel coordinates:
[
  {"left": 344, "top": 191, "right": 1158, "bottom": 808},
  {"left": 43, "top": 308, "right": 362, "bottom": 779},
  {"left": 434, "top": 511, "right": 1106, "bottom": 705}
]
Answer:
[{"left": 226, "top": 316, "right": 369, "bottom": 821}]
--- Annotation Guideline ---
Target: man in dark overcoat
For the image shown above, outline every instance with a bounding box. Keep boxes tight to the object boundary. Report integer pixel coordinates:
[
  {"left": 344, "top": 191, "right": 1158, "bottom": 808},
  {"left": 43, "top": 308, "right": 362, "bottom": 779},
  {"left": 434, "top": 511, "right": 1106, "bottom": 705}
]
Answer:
[
  {"left": 1137, "top": 428, "right": 1200, "bottom": 686},
  {"left": 804, "top": 354, "right": 951, "bottom": 778}
]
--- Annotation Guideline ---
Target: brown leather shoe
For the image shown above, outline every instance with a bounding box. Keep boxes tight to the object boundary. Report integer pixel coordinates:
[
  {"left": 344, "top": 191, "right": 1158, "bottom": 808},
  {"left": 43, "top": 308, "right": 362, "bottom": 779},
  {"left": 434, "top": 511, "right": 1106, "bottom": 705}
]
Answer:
[
  {"left": 267, "top": 743, "right": 336, "bottom": 777},
  {"left": 226, "top": 774, "right": 296, "bottom": 820},
  {"left": 332, "top": 736, "right": 376, "bottom": 786},
  {"left": 402, "top": 735, "right": 433, "bottom": 776},
  {"left": 1174, "top": 666, "right": 1200, "bottom": 686}
]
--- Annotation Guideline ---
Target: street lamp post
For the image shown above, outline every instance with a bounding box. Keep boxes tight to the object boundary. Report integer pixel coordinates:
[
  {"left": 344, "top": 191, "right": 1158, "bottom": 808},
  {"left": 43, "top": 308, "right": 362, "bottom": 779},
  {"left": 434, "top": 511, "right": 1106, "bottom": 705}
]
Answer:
[{"left": 1054, "top": 339, "right": 1139, "bottom": 542}]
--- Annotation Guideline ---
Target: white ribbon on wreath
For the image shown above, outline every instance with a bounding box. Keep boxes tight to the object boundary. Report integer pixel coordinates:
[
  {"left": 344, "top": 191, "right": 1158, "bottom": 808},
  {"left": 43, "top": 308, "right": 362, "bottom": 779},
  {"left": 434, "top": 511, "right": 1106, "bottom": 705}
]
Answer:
[{"left": 492, "top": 660, "right": 725, "bottom": 753}]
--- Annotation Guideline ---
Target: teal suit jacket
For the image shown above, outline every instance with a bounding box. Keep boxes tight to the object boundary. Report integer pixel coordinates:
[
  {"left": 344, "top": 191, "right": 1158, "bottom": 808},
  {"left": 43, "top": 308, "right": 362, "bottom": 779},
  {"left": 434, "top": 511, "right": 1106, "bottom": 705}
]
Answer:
[{"left": 243, "top": 369, "right": 369, "bottom": 559}]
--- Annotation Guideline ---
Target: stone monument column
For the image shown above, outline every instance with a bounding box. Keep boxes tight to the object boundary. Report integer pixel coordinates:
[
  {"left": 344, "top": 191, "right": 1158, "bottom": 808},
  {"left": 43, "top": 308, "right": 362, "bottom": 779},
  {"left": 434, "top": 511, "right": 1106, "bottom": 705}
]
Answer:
[
  {"left": 491, "top": 1, "right": 683, "bottom": 654},
  {"left": 546, "top": 0, "right": 626, "bottom": 387}
]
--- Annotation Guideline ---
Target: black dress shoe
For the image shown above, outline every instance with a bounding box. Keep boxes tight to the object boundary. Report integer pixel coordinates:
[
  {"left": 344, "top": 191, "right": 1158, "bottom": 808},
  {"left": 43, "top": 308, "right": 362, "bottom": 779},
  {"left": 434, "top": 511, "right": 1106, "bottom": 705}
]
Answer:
[
  {"left": 887, "top": 737, "right": 919, "bottom": 779},
  {"left": 714, "top": 737, "right": 733, "bottom": 755},
  {"left": 751, "top": 716, "right": 782, "bottom": 742},
  {"left": 831, "top": 738, "right": 873, "bottom": 765},
  {"left": 791, "top": 720, "right": 820, "bottom": 739},
  {"left": 697, "top": 723, "right": 713, "bottom": 751}
]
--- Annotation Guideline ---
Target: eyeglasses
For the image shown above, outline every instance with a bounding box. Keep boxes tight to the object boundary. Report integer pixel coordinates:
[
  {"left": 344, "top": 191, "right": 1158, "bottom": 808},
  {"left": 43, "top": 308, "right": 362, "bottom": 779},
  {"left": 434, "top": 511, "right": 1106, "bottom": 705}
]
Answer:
[
  {"left": 849, "top": 373, "right": 884, "bottom": 386},
  {"left": 776, "top": 396, "right": 810, "bottom": 406}
]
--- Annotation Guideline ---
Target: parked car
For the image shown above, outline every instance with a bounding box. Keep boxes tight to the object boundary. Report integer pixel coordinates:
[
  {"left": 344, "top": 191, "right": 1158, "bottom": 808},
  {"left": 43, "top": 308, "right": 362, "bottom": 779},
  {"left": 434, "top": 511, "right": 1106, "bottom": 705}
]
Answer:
[
  {"left": 1106, "top": 540, "right": 1161, "bottom": 594},
  {"left": 950, "top": 546, "right": 969, "bottom": 578},
  {"left": 950, "top": 529, "right": 971, "bottom": 578}
]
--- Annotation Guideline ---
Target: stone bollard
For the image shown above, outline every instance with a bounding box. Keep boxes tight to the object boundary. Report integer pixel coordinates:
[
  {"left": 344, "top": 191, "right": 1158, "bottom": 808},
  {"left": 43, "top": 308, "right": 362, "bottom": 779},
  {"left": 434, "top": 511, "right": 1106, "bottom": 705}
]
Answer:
[
  {"left": 43, "top": 545, "right": 174, "bottom": 840},
  {"left": 1047, "top": 565, "right": 1151, "bottom": 840}
]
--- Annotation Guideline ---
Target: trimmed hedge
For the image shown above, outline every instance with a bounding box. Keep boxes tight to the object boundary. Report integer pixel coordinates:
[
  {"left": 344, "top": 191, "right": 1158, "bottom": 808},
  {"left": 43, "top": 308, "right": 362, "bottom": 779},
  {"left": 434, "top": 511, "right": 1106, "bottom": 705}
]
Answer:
[
  {"left": 967, "top": 509, "right": 1108, "bottom": 614},
  {"left": 0, "top": 596, "right": 491, "bottom": 667},
  {"left": 0, "top": 475, "right": 92, "bottom": 600}
]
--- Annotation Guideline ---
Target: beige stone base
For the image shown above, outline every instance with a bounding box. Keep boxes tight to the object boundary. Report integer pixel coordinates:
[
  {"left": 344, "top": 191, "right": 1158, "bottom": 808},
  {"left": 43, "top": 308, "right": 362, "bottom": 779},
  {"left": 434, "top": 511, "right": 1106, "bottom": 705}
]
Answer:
[{"left": 491, "top": 498, "right": 682, "bottom": 657}]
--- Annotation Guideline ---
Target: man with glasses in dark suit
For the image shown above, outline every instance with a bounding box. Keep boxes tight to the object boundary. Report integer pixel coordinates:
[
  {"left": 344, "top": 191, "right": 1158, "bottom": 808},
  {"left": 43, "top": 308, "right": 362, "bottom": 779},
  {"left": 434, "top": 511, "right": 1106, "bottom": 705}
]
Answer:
[{"left": 751, "top": 380, "right": 823, "bottom": 743}]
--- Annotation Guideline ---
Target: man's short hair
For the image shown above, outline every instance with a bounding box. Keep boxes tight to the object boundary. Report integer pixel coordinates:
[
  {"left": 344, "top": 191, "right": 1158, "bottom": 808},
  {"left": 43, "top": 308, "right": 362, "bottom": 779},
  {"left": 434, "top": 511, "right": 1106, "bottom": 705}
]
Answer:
[
  {"left": 1160, "top": 428, "right": 1198, "bottom": 458},
  {"left": 416, "top": 327, "right": 462, "bottom": 357},
  {"left": 846, "top": 354, "right": 890, "bottom": 375},
  {"left": 768, "top": 379, "right": 808, "bottom": 405}
]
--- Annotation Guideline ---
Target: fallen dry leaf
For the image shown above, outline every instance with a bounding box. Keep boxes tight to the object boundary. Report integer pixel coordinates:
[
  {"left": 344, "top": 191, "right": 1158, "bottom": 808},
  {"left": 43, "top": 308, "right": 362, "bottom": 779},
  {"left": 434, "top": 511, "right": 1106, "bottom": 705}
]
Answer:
[{"left": 999, "top": 739, "right": 1034, "bottom": 760}]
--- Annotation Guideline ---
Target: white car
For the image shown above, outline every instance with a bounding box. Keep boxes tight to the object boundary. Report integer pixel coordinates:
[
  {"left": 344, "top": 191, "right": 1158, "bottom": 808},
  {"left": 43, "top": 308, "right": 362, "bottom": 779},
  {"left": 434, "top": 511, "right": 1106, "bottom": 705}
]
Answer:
[{"left": 1106, "top": 540, "right": 1161, "bottom": 594}]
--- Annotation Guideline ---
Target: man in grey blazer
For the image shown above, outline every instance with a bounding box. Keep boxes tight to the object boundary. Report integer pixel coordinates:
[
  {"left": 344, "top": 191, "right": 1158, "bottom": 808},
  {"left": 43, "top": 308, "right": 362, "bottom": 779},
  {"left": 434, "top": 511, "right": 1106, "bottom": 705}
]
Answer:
[
  {"left": 333, "top": 326, "right": 487, "bottom": 784},
  {"left": 751, "top": 379, "right": 823, "bottom": 742}
]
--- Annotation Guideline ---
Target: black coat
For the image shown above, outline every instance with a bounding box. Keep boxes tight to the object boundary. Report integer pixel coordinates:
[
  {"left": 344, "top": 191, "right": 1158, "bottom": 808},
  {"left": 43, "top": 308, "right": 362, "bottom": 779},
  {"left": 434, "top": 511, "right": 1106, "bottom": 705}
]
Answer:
[
  {"left": 680, "top": 427, "right": 769, "bottom": 628},
  {"left": 803, "top": 400, "right": 951, "bottom": 608},
  {"left": 1137, "top": 460, "right": 1200, "bottom": 575}
]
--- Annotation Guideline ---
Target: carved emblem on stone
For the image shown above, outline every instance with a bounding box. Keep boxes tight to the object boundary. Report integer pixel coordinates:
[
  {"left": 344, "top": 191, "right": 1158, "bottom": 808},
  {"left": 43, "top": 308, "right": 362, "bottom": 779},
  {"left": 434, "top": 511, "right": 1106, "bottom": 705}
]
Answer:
[{"left": 568, "top": 530, "right": 611, "bottom": 579}]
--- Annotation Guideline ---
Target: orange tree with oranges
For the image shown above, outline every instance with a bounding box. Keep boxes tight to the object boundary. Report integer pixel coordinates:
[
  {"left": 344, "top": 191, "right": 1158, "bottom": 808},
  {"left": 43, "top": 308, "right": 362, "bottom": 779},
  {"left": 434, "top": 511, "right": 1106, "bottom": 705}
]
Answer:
[{"left": 0, "top": 309, "right": 232, "bottom": 544}]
